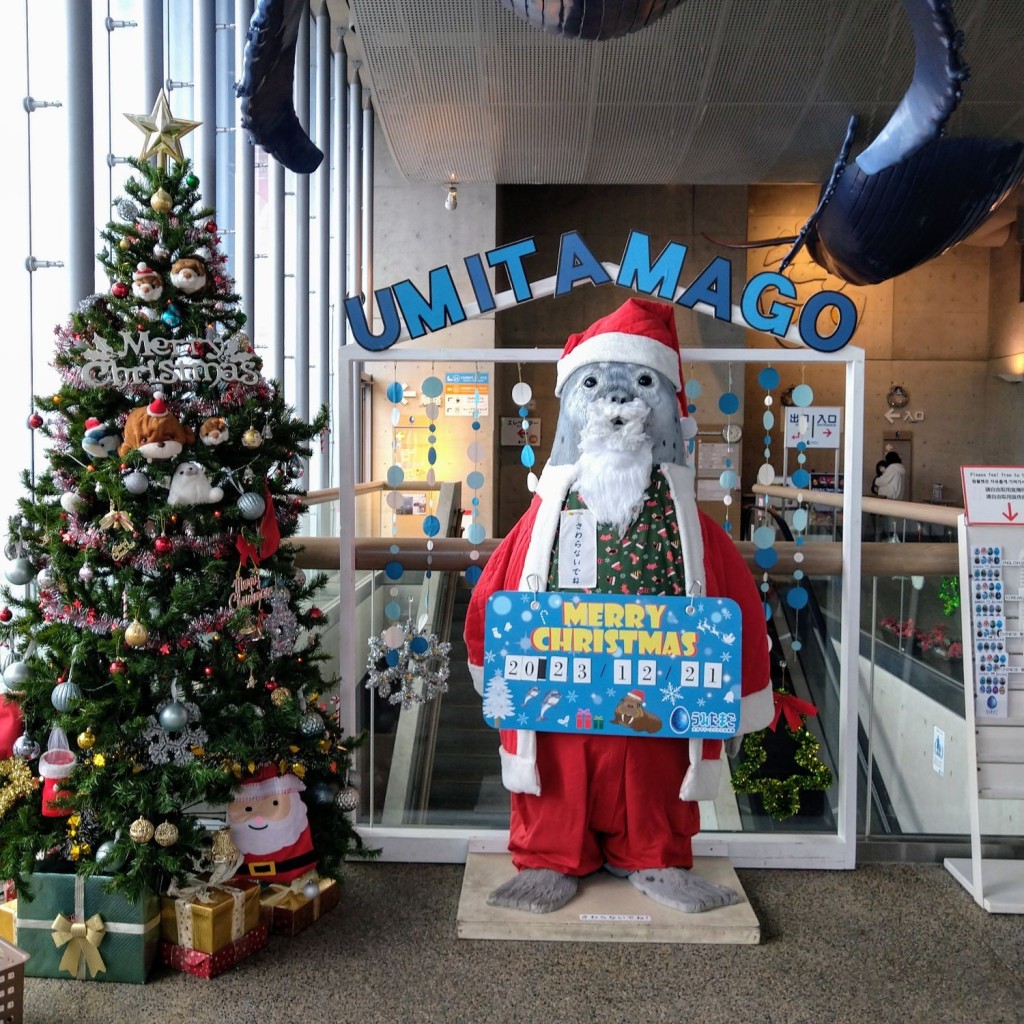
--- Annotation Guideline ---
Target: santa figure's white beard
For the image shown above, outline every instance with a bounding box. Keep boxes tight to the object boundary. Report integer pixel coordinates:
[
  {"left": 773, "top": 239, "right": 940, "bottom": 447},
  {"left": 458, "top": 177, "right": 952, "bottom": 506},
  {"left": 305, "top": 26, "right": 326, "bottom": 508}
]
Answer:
[
  {"left": 572, "top": 398, "right": 654, "bottom": 538},
  {"left": 233, "top": 796, "right": 309, "bottom": 855}
]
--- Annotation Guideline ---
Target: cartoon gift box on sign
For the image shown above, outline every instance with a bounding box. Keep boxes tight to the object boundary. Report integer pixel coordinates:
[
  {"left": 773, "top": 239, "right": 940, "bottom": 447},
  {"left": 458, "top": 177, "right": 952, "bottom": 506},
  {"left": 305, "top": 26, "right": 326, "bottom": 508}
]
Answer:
[{"left": 465, "top": 298, "right": 773, "bottom": 914}]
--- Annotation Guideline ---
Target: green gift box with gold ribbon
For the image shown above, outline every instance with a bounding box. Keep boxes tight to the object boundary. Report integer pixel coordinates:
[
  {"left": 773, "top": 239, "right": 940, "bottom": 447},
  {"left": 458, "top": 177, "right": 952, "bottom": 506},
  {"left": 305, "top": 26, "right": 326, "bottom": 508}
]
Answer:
[{"left": 15, "top": 873, "right": 160, "bottom": 983}]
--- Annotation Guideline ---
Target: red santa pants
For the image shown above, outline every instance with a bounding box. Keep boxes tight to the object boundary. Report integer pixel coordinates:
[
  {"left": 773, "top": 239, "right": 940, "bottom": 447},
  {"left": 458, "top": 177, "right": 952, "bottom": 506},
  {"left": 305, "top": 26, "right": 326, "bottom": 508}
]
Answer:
[{"left": 509, "top": 733, "right": 699, "bottom": 877}]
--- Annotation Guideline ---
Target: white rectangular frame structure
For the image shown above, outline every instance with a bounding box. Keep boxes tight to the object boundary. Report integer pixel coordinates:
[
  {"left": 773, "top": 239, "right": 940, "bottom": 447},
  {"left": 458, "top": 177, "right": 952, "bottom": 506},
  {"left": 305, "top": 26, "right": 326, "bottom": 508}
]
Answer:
[{"left": 336, "top": 342, "right": 865, "bottom": 870}]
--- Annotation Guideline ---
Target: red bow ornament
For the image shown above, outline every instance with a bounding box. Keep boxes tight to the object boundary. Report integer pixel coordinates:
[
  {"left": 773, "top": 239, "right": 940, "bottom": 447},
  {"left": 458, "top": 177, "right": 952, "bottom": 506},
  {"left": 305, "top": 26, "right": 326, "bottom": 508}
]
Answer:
[{"left": 769, "top": 691, "right": 820, "bottom": 733}]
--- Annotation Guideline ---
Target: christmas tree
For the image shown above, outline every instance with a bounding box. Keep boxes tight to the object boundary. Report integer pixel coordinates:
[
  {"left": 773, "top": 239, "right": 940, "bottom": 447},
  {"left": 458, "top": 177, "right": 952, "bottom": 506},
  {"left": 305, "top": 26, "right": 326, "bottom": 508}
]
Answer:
[{"left": 0, "top": 93, "right": 367, "bottom": 901}]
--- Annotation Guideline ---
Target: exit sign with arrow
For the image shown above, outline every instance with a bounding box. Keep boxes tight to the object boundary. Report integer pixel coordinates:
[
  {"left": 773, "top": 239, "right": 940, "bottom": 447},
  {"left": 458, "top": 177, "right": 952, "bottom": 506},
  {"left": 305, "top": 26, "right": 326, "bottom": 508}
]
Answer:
[{"left": 961, "top": 466, "right": 1024, "bottom": 525}]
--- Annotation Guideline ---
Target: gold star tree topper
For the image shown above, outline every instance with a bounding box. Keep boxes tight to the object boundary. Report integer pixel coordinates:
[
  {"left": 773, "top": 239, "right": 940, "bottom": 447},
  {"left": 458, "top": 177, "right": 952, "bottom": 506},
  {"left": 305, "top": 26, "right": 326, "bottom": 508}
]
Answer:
[{"left": 124, "top": 90, "right": 201, "bottom": 168}]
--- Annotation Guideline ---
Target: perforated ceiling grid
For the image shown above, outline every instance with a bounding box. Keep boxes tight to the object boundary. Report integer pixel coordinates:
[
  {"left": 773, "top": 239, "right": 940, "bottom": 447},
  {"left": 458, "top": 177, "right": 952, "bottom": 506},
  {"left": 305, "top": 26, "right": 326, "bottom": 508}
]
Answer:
[{"left": 348, "top": 0, "right": 1024, "bottom": 185}]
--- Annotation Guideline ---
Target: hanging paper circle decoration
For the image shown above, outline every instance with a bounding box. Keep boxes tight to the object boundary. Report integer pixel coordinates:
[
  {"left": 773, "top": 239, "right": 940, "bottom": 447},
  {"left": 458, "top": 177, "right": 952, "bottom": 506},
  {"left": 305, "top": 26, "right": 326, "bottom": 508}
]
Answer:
[
  {"left": 466, "top": 470, "right": 485, "bottom": 490},
  {"left": 384, "top": 600, "right": 402, "bottom": 619},
  {"left": 466, "top": 523, "right": 486, "bottom": 545},
  {"left": 718, "top": 391, "right": 740, "bottom": 416},
  {"left": 792, "top": 469, "right": 811, "bottom": 488},
  {"left": 386, "top": 382, "right": 404, "bottom": 403},
  {"left": 757, "top": 464, "right": 776, "bottom": 486},
  {"left": 752, "top": 526, "right": 777, "bottom": 549},
  {"left": 787, "top": 587, "right": 809, "bottom": 610},
  {"left": 758, "top": 367, "right": 780, "bottom": 390},
  {"left": 385, "top": 560, "right": 404, "bottom": 581},
  {"left": 755, "top": 547, "right": 779, "bottom": 569},
  {"left": 791, "top": 383, "right": 814, "bottom": 407},
  {"left": 386, "top": 465, "right": 405, "bottom": 487},
  {"left": 422, "top": 376, "right": 443, "bottom": 399},
  {"left": 521, "top": 445, "right": 536, "bottom": 468},
  {"left": 465, "top": 565, "right": 483, "bottom": 585},
  {"left": 422, "top": 515, "right": 441, "bottom": 537},
  {"left": 684, "top": 378, "right": 702, "bottom": 398}
]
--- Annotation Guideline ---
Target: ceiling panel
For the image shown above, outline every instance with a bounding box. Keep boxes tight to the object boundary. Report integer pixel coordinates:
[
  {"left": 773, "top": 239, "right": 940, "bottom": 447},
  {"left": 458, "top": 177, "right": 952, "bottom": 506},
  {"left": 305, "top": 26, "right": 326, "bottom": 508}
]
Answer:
[{"left": 343, "top": 0, "right": 1024, "bottom": 186}]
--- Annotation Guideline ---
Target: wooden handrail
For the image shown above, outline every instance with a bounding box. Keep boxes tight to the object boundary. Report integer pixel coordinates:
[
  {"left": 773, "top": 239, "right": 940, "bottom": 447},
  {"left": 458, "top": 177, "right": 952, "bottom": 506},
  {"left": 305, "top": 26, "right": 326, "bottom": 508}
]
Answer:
[
  {"left": 752, "top": 484, "right": 963, "bottom": 527},
  {"left": 288, "top": 536, "right": 959, "bottom": 575},
  {"left": 305, "top": 482, "right": 445, "bottom": 506}
]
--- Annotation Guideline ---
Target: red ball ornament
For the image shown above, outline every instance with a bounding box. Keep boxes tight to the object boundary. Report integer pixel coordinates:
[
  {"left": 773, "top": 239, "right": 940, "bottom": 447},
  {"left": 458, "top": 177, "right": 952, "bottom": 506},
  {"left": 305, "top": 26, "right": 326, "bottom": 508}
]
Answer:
[
  {"left": 109, "top": 659, "right": 126, "bottom": 675},
  {"left": 111, "top": 282, "right": 129, "bottom": 299},
  {"left": 203, "top": 666, "right": 214, "bottom": 678},
  {"left": 265, "top": 680, "right": 278, "bottom": 691},
  {"left": 27, "top": 413, "right": 44, "bottom": 429},
  {"left": 309, "top": 607, "right": 323, "bottom": 621},
  {"left": 213, "top": 510, "right": 221, "bottom": 519},
  {"left": 0, "top": 608, "right": 11, "bottom": 622},
  {"left": 154, "top": 536, "right": 173, "bottom": 555},
  {"left": 205, "top": 220, "right": 218, "bottom": 233}
]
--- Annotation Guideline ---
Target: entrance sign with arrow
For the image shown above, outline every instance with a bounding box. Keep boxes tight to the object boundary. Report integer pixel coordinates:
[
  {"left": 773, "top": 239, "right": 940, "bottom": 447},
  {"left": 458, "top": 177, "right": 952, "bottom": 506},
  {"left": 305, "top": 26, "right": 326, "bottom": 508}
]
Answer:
[
  {"left": 785, "top": 406, "right": 842, "bottom": 449},
  {"left": 961, "top": 466, "right": 1024, "bottom": 525}
]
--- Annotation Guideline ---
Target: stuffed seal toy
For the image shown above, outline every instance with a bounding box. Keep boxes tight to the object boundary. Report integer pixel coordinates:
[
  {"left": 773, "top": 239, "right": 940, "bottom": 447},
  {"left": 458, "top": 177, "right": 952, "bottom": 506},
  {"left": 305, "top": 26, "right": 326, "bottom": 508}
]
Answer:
[
  {"left": 167, "top": 462, "right": 224, "bottom": 506},
  {"left": 465, "top": 297, "right": 773, "bottom": 915}
]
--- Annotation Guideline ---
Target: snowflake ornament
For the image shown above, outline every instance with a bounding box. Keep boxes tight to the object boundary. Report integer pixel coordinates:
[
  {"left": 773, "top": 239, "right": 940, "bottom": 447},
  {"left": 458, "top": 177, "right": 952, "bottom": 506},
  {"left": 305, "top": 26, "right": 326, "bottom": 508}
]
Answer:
[{"left": 365, "top": 621, "right": 450, "bottom": 708}]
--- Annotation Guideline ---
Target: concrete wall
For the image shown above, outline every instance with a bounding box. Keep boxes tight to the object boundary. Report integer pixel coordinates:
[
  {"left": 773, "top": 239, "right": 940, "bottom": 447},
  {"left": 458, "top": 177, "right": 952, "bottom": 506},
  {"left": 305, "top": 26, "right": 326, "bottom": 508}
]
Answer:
[{"left": 366, "top": 131, "right": 498, "bottom": 535}]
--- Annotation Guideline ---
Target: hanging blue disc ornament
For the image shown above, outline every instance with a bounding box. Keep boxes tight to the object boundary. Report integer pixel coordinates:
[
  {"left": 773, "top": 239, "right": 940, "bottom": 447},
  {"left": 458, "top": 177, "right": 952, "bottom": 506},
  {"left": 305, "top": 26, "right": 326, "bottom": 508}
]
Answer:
[
  {"left": 718, "top": 391, "right": 740, "bottom": 416},
  {"left": 386, "top": 382, "right": 404, "bottom": 403},
  {"left": 385, "top": 560, "right": 404, "bottom": 581},
  {"left": 423, "top": 515, "right": 441, "bottom": 537},
  {"left": 758, "top": 367, "right": 780, "bottom": 391},
  {"left": 791, "top": 383, "right": 814, "bottom": 407},
  {"left": 521, "top": 445, "right": 536, "bottom": 468},
  {"left": 422, "top": 375, "right": 443, "bottom": 399}
]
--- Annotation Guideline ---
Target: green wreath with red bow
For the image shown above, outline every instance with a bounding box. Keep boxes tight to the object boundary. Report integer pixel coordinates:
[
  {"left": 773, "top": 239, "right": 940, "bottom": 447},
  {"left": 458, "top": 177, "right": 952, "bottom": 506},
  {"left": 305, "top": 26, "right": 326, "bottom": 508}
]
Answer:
[{"left": 730, "top": 689, "right": 833, "bottom": 820}]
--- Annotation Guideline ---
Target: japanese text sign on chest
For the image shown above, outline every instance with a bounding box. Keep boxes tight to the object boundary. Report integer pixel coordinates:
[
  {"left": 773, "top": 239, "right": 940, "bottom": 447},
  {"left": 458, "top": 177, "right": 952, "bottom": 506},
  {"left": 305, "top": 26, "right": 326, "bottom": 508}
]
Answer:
[{"left": 482, "top": 591, "right": 743, "bottom": 739}]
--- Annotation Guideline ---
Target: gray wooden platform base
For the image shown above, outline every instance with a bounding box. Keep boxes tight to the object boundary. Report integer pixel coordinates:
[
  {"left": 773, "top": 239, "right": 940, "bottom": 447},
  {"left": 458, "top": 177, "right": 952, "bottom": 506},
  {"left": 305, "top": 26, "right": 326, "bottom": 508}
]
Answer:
[{"left": 457, "top": 853, "right": 761, "bottom": 944}]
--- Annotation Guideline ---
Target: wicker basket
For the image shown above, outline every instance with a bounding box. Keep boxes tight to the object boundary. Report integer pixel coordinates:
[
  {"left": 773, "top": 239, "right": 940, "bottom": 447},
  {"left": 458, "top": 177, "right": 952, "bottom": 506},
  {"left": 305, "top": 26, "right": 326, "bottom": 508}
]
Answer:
[{"left": 0, "top": 938, "right": 28, "bottom": 1024}]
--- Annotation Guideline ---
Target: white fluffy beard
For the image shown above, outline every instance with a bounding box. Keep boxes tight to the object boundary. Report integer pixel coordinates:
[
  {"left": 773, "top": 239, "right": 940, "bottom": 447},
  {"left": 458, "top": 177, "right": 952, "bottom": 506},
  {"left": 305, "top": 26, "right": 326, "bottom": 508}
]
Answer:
[
  {"left": 572, "top": 398, "right": 654, "bottom": 537},
  {"left": 232, "top": 796, "right": 309, "bottom": 856}
]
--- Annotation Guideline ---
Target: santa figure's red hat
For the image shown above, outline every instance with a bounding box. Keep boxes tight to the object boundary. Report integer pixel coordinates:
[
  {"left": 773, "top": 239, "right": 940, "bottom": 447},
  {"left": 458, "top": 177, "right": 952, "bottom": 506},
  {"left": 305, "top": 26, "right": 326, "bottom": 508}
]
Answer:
[
  {"left": 147, "top": 391, "right": 169, "bottom": 418},
  {"left": 234, "top": 763, "right": 306, "bottom": 801},
  {"left": 554, "top": 297, "right": 685, "bottom": 405}
]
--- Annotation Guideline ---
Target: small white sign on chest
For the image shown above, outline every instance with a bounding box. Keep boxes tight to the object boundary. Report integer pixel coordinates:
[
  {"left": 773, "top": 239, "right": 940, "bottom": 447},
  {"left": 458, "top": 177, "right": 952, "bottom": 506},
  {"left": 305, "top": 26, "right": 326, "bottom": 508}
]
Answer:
[{"left": 558, "top": 509, "right": 597, "bottom": 589}]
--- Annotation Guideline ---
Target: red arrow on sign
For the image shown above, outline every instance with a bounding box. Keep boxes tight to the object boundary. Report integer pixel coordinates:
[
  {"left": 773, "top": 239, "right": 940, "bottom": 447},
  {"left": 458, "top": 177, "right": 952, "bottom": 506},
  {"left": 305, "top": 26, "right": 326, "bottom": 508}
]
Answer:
[
  {"left": 822, "top": 428, "right": 832, "bottom": 437},
  {"left": 1002, "top": 503, "right": 1019, "bottom": 522}
]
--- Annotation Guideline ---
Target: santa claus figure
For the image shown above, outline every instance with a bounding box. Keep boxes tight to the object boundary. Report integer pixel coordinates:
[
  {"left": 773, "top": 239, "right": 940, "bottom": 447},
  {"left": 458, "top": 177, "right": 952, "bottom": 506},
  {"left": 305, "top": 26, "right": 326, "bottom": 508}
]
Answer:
[
  {"left": 465, "top": 297, "right": 773, "bottom": 914},
  {"left": 227, "top": 766, "right": 318, "bottom": 883}
]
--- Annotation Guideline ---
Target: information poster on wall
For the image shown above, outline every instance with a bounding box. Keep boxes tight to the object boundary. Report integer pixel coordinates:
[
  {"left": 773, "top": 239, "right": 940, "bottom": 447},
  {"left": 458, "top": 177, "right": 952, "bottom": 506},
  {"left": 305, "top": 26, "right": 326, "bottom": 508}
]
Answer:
[
  {"left": 444, "top": 371, "right": 490, "bottom": 417},
  {"left": 481, "top": 591, "right": 743, "bottom": 738}
]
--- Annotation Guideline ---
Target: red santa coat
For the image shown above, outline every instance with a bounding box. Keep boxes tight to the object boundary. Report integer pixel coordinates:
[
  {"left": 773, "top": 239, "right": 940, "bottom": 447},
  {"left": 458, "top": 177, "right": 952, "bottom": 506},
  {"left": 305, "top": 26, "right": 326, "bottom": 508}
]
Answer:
[{"left": 465, "top": 462, "right": 772, "bottom": 828}]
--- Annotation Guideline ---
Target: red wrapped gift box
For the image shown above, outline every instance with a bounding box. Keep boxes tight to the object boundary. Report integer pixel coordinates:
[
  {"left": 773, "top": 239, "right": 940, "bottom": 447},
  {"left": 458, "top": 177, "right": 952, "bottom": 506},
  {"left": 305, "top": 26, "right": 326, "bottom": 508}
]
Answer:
[{"left": 159, "top": 920, "right": 268, "bottom": 979}]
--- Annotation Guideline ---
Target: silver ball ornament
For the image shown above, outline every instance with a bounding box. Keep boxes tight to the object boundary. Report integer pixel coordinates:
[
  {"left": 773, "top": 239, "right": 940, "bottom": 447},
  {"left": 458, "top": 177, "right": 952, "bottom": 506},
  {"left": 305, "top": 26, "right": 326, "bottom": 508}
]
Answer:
[
  {"left": 3, "top": 660, "right": 30, "bottom": 689},
  {"left": 5, "top": 558, "right": 35, "bottom": 586},
  {"left": 302, "top": 880, "right": 320, "bottom": 901},
  {"left": 36, "top": 568, "right": 54, "bottom": 589},
  {"left": 78, "top": 563, "right": 95, "bottom": 583},
  {"left": 334, "top": 786, "right": 359, "bottom": 813},
  {"left": 236, "top": 492, "right": 266, "bottom": 520},
  {"left": 51, "top": 679, "right": 83, "bottom": 711},
  {"left": 123, "top": 471, "right": 149, "bottom": 495},
  {"left": 158, "top": 700, "right": 189, "bottom": 733},
  {"left": 95, "top": 840, "right": 126, "bottom": 872},
  {"left": 298, "top": 711, "right": 326, "bottom": 738},
  {"left": 287, "top": 455, "right": 305, "bottom": 479},
  {"left": 13, "top": 733, "right": 41, "bottom": 760}
]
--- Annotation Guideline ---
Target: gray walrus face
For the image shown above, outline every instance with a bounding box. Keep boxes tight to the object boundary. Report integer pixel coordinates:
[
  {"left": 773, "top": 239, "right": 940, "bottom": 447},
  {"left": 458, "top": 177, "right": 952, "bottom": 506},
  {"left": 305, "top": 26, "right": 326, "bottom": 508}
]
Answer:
[{"left": 548, "top": 361, "right": 686, "bottom": 467}]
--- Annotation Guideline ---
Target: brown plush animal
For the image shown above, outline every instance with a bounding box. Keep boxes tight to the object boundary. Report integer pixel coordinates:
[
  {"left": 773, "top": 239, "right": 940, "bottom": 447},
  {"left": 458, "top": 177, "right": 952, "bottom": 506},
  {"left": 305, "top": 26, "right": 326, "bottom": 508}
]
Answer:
[
  {"left": 198, "top": 416, "right": 229, "bottom": 446},
  {"left": 119, "top": 392, "right": 195, "bottom": 461},
  {"left": 612, "top": 690, "right": 662, "bottom": 734},
  {"left": 169, "top": 257, "right": 208, "bottom": 295}
]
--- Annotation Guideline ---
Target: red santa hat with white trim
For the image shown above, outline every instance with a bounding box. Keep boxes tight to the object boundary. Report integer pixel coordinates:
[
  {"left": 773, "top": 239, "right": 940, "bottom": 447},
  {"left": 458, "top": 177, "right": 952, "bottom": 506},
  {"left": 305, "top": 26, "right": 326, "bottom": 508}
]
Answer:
[
  {"left": 554, "top": 297, "right": 686, "bottom": 411},
  {"left": 233, "top": 763, "right": 306, "bottom": 801}
]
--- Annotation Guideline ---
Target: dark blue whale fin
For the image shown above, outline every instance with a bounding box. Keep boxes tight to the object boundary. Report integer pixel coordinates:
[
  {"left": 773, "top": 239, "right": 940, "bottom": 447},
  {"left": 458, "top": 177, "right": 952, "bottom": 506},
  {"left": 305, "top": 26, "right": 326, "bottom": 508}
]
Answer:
[{"left": 236, "top": 0, "right": 324, "bottom": 174}]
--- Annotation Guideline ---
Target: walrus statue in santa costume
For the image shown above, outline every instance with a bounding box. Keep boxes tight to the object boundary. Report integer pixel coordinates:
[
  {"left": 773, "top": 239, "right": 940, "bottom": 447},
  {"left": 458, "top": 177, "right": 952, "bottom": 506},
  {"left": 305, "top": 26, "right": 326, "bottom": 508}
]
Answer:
[{"left": 465, "top": 297, "right": 773, "bottom": 914}]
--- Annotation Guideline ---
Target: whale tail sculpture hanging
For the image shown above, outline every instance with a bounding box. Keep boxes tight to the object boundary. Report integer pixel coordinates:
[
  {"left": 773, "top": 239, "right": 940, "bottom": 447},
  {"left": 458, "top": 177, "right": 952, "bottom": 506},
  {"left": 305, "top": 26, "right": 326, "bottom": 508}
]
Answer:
[
  {"left": 498, "top": 0, "right": 686, "bottom": 39},
  {"left": 237, "top": 0, "right": 1024, "bottom": 287},
  {"left": 708, "top": 0, "right": 1024, "bottom": 286},
  {"left": 236, "top": 0, "right": 324, "bottom": 174}
]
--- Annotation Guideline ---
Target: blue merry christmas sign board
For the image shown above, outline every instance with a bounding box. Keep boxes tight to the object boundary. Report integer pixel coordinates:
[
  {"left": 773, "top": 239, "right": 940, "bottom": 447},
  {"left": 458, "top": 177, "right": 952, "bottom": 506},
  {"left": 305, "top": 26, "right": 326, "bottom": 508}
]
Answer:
[{"left": 482, "top": 591, "right": 743, "bottom": 739}]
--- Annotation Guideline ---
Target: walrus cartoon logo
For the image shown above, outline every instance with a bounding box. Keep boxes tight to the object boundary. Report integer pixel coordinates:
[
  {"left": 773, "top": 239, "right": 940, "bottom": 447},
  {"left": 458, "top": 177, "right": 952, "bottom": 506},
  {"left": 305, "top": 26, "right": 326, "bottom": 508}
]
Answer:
[{"left": 613, "top": 689, "right": 662, "bottom": 733}]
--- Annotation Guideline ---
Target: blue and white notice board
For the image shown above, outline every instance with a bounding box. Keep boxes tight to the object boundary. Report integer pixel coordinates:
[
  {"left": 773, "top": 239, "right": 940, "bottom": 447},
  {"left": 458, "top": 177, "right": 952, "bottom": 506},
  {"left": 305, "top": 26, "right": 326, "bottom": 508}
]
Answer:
[{"left": 481, "top": 591, "right": 743, "bottom": 738}]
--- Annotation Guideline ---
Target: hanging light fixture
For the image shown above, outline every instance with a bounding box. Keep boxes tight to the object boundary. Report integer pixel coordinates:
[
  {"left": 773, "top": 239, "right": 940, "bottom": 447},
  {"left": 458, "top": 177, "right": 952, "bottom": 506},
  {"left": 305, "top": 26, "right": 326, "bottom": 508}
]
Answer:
[{"left": 445, "top": 177, "right": 458, "bottom": 211}]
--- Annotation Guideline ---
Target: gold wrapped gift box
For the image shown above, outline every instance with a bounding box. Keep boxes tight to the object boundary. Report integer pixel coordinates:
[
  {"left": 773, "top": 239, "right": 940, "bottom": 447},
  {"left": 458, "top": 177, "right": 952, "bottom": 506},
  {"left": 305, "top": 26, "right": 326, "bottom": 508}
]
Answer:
[
  {"left": 258, "top": 876, "right": 339, "bottom": 937},
  {"left": 0, "top": 899, "right": 15, "bottom": 945},
  {"left": 159, "top": 878, "right": 260, "bottom": 954}
]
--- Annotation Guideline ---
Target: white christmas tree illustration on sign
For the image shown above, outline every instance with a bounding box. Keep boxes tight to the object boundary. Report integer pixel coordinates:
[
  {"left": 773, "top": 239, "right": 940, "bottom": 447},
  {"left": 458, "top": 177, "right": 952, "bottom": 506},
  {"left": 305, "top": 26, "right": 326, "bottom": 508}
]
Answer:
[{"left": 482, "top": 672, "right": 515, "bottom": 727}]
